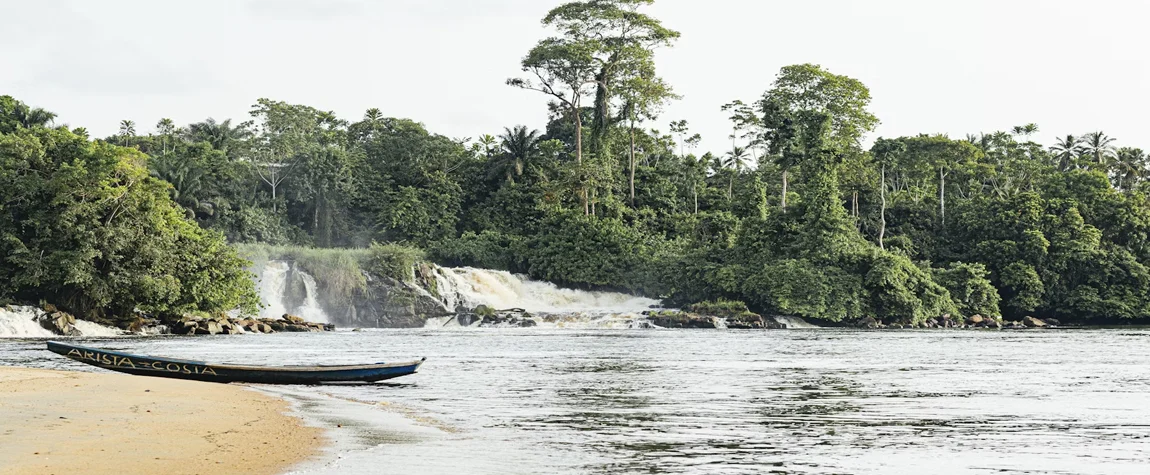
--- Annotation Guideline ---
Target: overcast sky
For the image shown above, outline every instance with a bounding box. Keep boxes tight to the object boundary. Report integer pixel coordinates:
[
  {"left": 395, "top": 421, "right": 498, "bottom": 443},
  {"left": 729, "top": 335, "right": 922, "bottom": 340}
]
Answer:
[{"left": 2, "top": 0, "right": 1147, "bottom": 154}]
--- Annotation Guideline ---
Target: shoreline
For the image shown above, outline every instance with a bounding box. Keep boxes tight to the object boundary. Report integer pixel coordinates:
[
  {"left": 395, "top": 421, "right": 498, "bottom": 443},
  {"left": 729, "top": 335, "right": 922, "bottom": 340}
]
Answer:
[{"left": 0, "top": 366, "right": 326, "bottom": 475}]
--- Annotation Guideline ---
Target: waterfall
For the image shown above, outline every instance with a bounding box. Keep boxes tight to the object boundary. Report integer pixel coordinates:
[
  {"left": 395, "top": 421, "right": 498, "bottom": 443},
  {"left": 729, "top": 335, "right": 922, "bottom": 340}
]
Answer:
[
  {"left": 431, "top": 267, "right": 660, "bottom": 314},
  {"left": 255, "top": 260, "right": 331, "bottom": 324},
  {"left": 296, "top": 272, "right": 329, "bottom": 324},
  {"left": 772, "top": 315, "right": 818, "bottom": 329},
  {"left": 0, "top": 306, "right": 123, "bottom": 338},
  {"left": 425, "top": 267, "right": 662, "bottom": 328},
  {"left": 257, "top": 261, "right": 290, "bottom": 320}
]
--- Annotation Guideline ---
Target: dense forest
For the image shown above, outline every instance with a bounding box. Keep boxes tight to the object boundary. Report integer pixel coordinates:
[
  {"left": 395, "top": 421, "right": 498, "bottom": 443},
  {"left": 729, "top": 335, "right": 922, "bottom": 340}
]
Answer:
[{"left": 5, "top": 0, "right": 1150, "bottom": 326}]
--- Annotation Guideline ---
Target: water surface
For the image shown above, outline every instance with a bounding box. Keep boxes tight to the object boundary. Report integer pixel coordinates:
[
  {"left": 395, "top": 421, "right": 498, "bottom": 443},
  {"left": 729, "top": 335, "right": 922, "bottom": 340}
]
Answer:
[{"left": 3, "top": 329, "right": 1149, "bottom": 474}]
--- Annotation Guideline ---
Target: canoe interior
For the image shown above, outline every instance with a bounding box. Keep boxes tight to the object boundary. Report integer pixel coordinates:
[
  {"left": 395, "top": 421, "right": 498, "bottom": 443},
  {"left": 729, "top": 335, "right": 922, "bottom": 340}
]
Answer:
[{"left": 46, "top": 341, "right": 424, "bottom": 384}]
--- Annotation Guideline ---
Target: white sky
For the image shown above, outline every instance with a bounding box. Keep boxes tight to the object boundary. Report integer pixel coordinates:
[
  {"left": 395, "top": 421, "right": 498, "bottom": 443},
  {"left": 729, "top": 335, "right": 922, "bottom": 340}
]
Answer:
[{"left": 2, "top": 0, "right": 1147, "bottom": 154}]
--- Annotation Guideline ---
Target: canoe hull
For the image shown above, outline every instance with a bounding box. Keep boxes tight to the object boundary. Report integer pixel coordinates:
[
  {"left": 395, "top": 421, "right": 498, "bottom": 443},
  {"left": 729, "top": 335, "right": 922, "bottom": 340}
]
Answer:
[{"left": 47, "top": 341, "right": 424, "bottom": 384}]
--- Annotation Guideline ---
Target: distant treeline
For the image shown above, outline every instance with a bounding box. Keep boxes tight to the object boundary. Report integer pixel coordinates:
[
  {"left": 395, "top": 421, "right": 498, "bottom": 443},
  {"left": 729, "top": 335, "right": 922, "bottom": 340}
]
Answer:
[{"left": 5, "top": 0, "right": 1150, "bottom": 325}]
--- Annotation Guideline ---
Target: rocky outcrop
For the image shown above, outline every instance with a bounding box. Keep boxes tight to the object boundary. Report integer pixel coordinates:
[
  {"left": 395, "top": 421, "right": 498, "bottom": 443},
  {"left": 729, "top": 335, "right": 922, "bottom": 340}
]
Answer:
[
  {"left": 450, "top": 307, "right": 538, "bottom": 327},
  {"left": 171, "top": 314, "right": 333, "bottom": 335},
  {"left": 38, "top": 311, "right": 80, "bottom": 336},
  {"left": 328, "top": 274, "right": 451, "bottom": 328}
]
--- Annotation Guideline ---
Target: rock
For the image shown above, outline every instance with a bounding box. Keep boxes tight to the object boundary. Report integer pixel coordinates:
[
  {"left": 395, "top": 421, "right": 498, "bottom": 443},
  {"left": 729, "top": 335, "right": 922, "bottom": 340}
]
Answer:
[
  {"left": 38, "top": 311, "right": 80, "bottom": 336},
  {"left": 259, "top": 323, "right": 274, "bottom": 333},
  {"left": 515, "top": 319, "right": 538, "bottom": 328},
  {"left": 855, "top": 316, "right": 880, "bottom": 329},
  {"left": 282, "top": 314, "right": 307, "bottom": 325},
  {"left": 1044, "top": 318, "right": 1061, "bottom": 326},
  {"left": 1023, "top": 316, "right": 1047, "bottom": 328},
  {"left": 284, "top": 324, "right": 311, "bottom": 332},
  {"left": 968, "top": 315, "right": 984, "bottom": 325},
  {"left": 267, "top": 321, "right": 287, "bottom": 332},
  {"left": 205, "top": 320, "right": 224, "bottom": 335},
  {"left": 456, "top": 313, "right": 481, "bottom": 327}
]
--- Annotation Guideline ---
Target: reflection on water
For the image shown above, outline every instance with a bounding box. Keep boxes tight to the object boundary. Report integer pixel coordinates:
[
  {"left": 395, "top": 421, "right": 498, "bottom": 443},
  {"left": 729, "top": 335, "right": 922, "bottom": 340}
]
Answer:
[{"left": 4, "top": 329, "right": 1150, "bottom": 474}]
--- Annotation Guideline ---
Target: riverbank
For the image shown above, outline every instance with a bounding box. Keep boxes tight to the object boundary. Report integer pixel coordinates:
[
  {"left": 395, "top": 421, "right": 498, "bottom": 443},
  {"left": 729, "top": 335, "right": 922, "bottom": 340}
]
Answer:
[{"left": 0, "top": 366, "right": 324, "bottom": 475}]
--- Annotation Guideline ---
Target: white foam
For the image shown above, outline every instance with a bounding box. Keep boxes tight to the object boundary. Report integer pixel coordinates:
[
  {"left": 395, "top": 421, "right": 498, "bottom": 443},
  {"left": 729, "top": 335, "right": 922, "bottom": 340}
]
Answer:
[{"left": 0, "top": 306, "right": 125, "bottom": 337}]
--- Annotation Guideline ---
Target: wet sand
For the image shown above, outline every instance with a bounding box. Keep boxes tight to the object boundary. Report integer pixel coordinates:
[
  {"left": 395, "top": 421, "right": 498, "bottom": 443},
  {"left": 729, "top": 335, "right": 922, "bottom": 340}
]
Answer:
[{"left": 0, "top": 366, "right": 324, "bottom": 475}]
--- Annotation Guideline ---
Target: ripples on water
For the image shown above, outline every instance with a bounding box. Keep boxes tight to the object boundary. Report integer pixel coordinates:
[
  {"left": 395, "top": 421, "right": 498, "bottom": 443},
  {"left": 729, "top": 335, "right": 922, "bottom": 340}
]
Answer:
[{"left": 4, "top": 329, "right": 1150, "bottom": 474}]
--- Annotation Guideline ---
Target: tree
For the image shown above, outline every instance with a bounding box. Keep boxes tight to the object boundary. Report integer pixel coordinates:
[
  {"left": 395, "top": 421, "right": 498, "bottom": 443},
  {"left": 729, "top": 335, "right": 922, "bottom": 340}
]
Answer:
[
  {"left": 185, "top": 118, "right": 251, "bottom": 155},
  {"left": 1050, "top": 134, "right": 1083, "bottom": 171},
  {"left": 118, "top": 119, "right": 136, "bottom": 142},
  {"left": 155, "top": 118, "right": 176, "bottom": 154},
  {"left": 1112, "top": 147, "right": 1148, "bottom": 191},
  {"left": 542, "top": 0, "right": 680, "bottom": 160},
  {"left": 490, "top": 126, "right": 543, "bottom": 184},
  {"left": 871, "top": 138, "right": 906, "bottom": 250},
  {"left": 760, "top": 64, "right": 879, "bottom": 151},
  {"left": 722, "top": 146, "right": 750, "bottom": 201},
  {"left": 1, "top": 110, "right": 257, "bottom": 323},
  {"left": 618, "top": 61, "right": 677, "bottom": 205},
  {"left": 508, "top": 38, "right": 598, "bottom": 214},
  {"left": 477, "top": 134, "right": 499, "bottom": 159},
  {"left": 247, "top": 99, "right": 345, "bottom": 213},
  {"left": 1081, "top": 131, "right": 1118, "bottom": 165},
  {"left": 0, "top": 96, "right": 56, "bottom": 131}
]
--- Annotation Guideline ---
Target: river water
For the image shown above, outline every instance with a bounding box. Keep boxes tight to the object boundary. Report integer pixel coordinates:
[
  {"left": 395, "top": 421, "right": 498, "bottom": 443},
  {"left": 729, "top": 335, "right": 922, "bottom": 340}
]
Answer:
[{"left": 3, "top": 328, "right": 1150, "bottom": 474}]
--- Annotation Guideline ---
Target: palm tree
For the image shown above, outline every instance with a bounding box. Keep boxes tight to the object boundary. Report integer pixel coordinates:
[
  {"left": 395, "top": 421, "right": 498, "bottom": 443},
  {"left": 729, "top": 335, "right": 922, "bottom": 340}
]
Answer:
[
  {"left": 1081, "top": 131, "right": 1118, "bottom": 165},
  {"left": 682, "top": 153, "right": 707, "bottom": 214},
  {"left": 363, "top": 108, "right": 383, "bottom": 123},
  {"left": 1111, "top": 147, "right": 1148, "bottom": 191},
  {"left": 488, "top": 126, "right": 542, "bottom": 184},
  {"left": 150, "top": 154, "right": 205, "bottom": 213},
  {"left": 1011, "top": 123, "right": 1039, "bottom": 139},
  {"left": 722, "top": 146, "right": 751, "bottom": 201},
  {"left": 186, "top": 118, "right": 251, "bottom": 154},
  {"left": 15, "top": 106, "right": 56, "bottom": 128},
  {"left": 118, "top": 120, "right": 136, "bottom": 141},
  {"left": 477, "top": 134, "right": 499, "bottom": 159},
  {"left": 155, "top": 118, "right": 176, "bottom": 154},
  {"left": 1050, "top": 134, "right": 1084, "bottom": 171}
]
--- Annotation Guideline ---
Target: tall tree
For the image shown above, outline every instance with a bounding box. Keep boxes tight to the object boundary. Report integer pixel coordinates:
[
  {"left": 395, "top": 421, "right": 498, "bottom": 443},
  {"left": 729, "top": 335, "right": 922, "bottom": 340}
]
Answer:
[
  {"left": 542, "top": 0, "right": 680, "bottom": 160},
  {"left": 118, "top": 119, "right": 136, "bottom": 142},
  {"left": 1081, "top": 131, "right": 1118, "bottom": 165},
  {"left": 155, "top": 118, "right": 176, "bottom": 154},
  {"left": 1050, "top": 134, "right": 1083, "bottom": 171},
  {"left": 248, "top": 99, "right": 345, "bottom": 213},
  {"left": 509, "top": 38, "right": 598, "bottom": 214},
  {"left": 722, "top": 146, "right": 750, "bottom": 201},
  {"left": 760, "top": 64, "right": 879, "bottom": 151},
  {"left": 618, "top": 62, "right": 677, "bottom": 205}
]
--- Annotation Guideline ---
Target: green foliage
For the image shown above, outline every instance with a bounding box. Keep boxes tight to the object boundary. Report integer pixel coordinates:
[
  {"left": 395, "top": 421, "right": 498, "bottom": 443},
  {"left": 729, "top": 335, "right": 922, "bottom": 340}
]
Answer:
[
  {"left": 427, "top": 231, "right": 527, "bottom": 273},
  {"left": 526, "top": 211, "right": 647, "bottom": 289},
  {"left": 685, "top": 299, "right": 756, "bottom": 319},
  {"left": 933, "top": 262, "right": 1001, "bottom": 317},
  {"left": 367, "top": 243, "right": 426, "bottom": 283},
  {"left": 7, "top": 27, "right": 1150, "bottom": 328},
  {"left": 0, "top": 105, "right": 257, "bottom": 324}
]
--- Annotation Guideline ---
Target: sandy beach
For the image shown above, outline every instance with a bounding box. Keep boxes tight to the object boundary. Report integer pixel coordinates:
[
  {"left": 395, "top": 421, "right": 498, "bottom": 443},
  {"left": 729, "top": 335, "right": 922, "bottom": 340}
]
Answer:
[{"left": 0, "top": 366, "right": 324, "bottom": 475}]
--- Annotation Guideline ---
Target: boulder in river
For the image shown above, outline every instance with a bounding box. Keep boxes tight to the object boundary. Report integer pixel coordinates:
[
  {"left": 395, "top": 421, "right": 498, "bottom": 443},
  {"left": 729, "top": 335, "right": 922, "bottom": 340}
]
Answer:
[
  {"left": 38, "top": 311, "right": 80, "bottom": 336},
  {"left": 1023, "top": 316, "right": 1047, "bottom": 328}
]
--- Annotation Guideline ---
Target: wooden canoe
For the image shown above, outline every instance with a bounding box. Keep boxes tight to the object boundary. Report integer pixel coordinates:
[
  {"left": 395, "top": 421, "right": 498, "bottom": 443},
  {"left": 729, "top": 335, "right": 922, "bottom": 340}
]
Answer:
[{"left": 47, "top": 341, "right": 425, "bottom": 384}]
